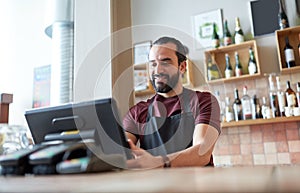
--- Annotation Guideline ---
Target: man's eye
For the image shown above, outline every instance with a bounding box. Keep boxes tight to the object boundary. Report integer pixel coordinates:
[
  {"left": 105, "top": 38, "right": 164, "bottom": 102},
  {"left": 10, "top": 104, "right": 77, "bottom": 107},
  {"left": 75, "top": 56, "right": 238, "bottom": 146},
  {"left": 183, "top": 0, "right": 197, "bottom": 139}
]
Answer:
[
  {"left": 161, "top": 61, "right": 170, "bottom": 65},
  {"left": 149, "top": 62, "right": 156, "bottom": 67},
  {"left": 148, "top": 61, "right": 171, "bottom": 67}
]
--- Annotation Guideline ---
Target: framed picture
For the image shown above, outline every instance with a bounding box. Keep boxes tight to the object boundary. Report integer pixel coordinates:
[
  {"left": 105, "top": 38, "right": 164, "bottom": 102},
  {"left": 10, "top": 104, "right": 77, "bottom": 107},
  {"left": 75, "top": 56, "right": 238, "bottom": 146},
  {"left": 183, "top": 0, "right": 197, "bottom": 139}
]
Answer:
[
  {"left": 192, "top": 9, "right": 223, "bottom": 49},
  {"left": 133, "top": 41, "right": 152, "bottom": 65},
  {"left": 32, "top": 65, "right": 51, "bottom": 108},
  {"left": 249, "top": 0, "right": 279, "bottom": 36},
  {"left": 134, "top": 69, "right": 149, "bottom": 92}
]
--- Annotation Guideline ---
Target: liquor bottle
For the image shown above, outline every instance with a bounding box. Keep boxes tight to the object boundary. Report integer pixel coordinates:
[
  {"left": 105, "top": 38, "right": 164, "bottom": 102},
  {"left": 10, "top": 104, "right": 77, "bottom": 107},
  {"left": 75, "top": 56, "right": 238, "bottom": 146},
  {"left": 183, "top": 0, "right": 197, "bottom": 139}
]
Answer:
[
  {"left": 233, "top": 88, "right": 243, "bottom": 121},
  {"left": 241, "top": 86, "right": 252, "bottom": 120},
  {"left": 215, "top": 91, "right": 225, "bottom": 122},
  {"left": 285, "top": 80, "right": 297, "bottom": 107},
  {"left": 207, "top": 56, "right": 220, "bottom": 81},
  {"left": 234, "top": 51, "right": 243, "bottom": 77},
  {"left": 284, "top": 36, "right": 296, "bottom": 68},
  {"left": 212, "top": 22, "right": 220, "bottom": 48},
  {"left": 225, "top": 53, "right": 233, "bottom": 78},
  {"left": 276, "top": 76, "right": 286, "bottom": 117},
  {"left": 297, "top": 82, "right": 300, "bottom": 107},
  {"left": 251, "top": 95, "right": 261, "bottom": 119},
  {"left": 234, "top": 17, "right": 244, "bottom": 44},
  {"left": 269, "top": 75, "right": 280, "bottom": 117},
  {"left": 248, "top": 47, "right": 257, "bottom": 75},
  {"left": 225, "top": 97, "right": 234, "bottom": 122},
  {"left": 278, "top": 0, "right": 290, "bottom": 30},
  {"left": 261, "top": 97, "right": 271, "bottom": 119},
  {"left": 223, "top": 19, "right": 232, "bottom": 46}
]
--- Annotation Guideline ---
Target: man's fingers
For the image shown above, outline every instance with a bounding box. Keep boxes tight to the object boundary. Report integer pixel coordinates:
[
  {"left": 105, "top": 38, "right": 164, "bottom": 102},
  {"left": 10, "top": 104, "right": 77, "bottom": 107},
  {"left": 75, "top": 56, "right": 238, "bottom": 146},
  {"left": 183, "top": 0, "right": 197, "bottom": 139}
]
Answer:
[{"left": 128, "top": 139, "right": 140, "bottom": 150}]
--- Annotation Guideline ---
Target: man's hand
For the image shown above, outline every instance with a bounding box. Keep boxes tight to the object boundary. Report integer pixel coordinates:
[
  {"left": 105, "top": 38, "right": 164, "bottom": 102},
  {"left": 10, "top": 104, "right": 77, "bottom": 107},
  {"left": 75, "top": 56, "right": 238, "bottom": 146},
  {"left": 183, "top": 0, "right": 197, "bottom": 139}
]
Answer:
[{"left": 126, "top": 139, "right": 163, "bottom": 169}]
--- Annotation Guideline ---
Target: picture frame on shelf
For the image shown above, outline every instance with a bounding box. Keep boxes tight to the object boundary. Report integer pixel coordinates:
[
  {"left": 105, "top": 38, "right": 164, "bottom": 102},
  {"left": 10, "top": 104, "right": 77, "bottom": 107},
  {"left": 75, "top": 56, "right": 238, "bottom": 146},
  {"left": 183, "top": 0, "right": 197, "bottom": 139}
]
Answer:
[
  {"left": 133, "top": 41, "right": 152, "bottom": 65},
  {"left": 192, "top": 9, "right": 223, "bottom": 50},
  {"left": 134, "top": 69, "right": 149, "bottom": 92}
]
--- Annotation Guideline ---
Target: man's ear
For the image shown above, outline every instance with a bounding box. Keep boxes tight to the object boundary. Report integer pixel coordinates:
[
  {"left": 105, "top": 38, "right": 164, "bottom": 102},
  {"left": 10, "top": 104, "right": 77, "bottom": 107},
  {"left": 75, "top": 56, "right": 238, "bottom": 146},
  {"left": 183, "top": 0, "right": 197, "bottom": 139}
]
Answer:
[{"left": 179, "top": 61, "right": 187, "bottom": 74}]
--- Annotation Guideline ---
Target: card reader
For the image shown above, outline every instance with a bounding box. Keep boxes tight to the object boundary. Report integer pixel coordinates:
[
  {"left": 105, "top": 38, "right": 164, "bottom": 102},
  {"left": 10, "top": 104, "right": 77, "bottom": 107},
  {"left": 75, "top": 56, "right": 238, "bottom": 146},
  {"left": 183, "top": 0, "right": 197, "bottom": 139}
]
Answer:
[
  {"left": 56, "top": 145, "right": 126, "bottom": 174},
  {"left": 29, "top": 142, "right": 80, "bottom": 175},
  {"left": 0, "top": 144, "right": 46, "bottom": 175}
]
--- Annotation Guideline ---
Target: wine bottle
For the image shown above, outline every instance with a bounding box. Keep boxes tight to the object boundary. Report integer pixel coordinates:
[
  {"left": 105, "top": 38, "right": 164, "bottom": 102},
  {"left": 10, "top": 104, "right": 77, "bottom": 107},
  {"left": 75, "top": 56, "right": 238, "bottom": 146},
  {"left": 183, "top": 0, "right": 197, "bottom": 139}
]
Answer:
[
  {"left": 269, "top": 75, "right": 280, "bottom": 117},
  {"left": 278, "top": 0, "right": 290, "bottom": 30},
  {"left": 298, "top": 34, "right": 300, "bottom": 59},
  {"left": 212, "top": 22, "right": 220, "bottom": 48},
  {"left": 234, "top": 17, "right": 244, "bottom": 44},
  {"left": 234, "top": 51, "right": 243, "bottom": 77},
  {"left": 297, "top": 82, "right": 300, "bottom": 107},
  {"left": 225, "top": 53, "right": 233, "bottom": 78},
  {"left": 248, "top": 47, "right": 257, "bottom": 75},
  {"left": 207, "top": 58, "right": 213, "bottom": 81},
  {"left": 251, "top": 95, "right": 262, "bottom": 119},
  {"left": 223, "top": 19, "right": 232, "bottom": 46},
  {"left": 211, "top": 55, "right": 220, "bottom": 80},
  {"left": 285, "top": 80, "right": 297, "bottom": 107},
  {"left": 284, "top": 36, "right": 296, "bottom": 68},
  {"left": 276, "top": 76, "right": 286, "bottom": 117},
  {"left": 233, "top": 88, "right": 243, "bottom": 121},
  {"left": 241, "top": 86, "right": 252, "bottom": 120},
  {"left": 207, "top": 55, "right": 220, "bottom": 81},
  {"left": 225, "top": 97, "right": 234, "bottom": 122}
]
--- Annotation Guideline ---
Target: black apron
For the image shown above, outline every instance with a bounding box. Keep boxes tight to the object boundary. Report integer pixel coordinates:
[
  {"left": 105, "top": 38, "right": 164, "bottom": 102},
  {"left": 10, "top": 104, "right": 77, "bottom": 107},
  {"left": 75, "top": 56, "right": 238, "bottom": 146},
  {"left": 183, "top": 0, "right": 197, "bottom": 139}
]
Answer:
[{"left": 139, "top": 90, "right": 195, "bottom": 156}]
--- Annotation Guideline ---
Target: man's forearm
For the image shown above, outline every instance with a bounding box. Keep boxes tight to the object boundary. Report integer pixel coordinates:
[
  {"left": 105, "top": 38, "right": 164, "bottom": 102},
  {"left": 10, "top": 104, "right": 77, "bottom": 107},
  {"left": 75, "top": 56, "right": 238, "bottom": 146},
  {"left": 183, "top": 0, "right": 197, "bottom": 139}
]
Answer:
[{"left": 167, "top": 144, "right": 214, "bottom": 167}]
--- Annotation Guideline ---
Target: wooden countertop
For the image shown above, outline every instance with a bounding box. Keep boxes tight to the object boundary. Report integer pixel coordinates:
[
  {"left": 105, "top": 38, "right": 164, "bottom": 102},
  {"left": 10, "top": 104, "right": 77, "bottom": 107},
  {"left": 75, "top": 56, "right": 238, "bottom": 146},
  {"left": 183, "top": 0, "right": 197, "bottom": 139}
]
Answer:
[{"left": 1, "top": 165, "right": 300, "bottom": 192}]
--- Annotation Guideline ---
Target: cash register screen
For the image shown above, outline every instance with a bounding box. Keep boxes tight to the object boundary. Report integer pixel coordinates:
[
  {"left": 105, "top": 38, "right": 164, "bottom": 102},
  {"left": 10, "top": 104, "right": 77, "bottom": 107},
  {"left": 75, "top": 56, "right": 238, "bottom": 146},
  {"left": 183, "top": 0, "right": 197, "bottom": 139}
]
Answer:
[{"left": 24, "top": 98, "right": 131, "bottom": 158}]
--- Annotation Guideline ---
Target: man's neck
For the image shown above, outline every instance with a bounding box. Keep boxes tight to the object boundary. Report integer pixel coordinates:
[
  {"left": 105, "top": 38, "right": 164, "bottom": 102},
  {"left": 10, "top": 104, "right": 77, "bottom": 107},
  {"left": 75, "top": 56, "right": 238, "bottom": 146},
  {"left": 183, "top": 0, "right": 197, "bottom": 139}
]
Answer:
[{"left": 157, "top": 85, "right": 183, "bottom": 98}]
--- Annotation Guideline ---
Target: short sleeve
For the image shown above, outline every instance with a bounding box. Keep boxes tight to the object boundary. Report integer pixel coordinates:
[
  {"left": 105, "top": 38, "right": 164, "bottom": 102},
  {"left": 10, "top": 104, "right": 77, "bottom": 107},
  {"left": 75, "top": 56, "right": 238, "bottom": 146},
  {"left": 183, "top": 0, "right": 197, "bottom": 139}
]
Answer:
[
  {"left": 194, "top": 92, "right": 221, "bottom": 134},
  {"left": 123, "top": 107, "right": 139, "bottom": 137}
]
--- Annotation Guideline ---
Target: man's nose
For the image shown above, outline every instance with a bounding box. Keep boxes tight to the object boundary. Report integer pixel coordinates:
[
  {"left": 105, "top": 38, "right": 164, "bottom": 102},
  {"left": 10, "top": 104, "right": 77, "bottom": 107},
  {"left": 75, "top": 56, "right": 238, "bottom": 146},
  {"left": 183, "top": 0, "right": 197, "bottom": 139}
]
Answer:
[{"left": 154, "top": 62, "right": 165, "bottom": 74}]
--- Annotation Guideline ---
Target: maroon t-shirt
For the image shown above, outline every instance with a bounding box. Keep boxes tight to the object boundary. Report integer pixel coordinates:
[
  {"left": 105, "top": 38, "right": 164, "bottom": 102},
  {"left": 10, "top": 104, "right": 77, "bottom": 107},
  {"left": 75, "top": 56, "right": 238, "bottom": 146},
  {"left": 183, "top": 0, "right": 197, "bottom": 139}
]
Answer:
[{"left": 123, "top": 88, "right": 221, "bottom": 138}]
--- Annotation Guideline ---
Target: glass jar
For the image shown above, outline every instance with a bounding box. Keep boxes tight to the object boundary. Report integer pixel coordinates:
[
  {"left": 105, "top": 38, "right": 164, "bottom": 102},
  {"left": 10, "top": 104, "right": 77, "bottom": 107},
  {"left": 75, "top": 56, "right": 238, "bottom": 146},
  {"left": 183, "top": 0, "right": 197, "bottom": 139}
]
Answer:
[{"left": 0, "top": 124, "right": 30, "bottom": 155}]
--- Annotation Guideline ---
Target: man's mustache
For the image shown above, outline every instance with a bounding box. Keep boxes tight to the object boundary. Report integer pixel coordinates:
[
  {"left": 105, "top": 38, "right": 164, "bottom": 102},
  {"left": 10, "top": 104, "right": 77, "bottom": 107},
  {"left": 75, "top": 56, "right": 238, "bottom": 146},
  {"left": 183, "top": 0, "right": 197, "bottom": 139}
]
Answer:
[{"left": 152, "top": 73, "right": 169, "bottom": 79}]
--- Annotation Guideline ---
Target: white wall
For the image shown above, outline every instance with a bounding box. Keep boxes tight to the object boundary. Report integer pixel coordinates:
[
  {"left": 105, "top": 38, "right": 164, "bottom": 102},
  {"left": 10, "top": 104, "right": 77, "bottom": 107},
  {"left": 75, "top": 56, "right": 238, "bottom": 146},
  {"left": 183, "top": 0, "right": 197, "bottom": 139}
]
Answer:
[
  {"left": 0, "top": 0, "right": 124, "bottom": 126},
  {"left": 0, "top": 0, "right": 52, "bottom": 125},
  {"left": 0, "top": 0, "right": 112, "bottom": 125},
  {"left": 73, "top": 0, "right": 112, "bottom": 103}
]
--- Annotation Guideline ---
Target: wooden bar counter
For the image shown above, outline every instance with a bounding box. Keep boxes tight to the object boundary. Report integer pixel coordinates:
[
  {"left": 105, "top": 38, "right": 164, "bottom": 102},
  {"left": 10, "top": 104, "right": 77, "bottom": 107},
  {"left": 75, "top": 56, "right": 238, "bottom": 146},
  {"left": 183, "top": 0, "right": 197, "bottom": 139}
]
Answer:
[
  {"left": 0, "top": 165, "right": 300, "bottom": 192},
  {"left": 221, "top": 115, "right": 300, "bottom": 128}
]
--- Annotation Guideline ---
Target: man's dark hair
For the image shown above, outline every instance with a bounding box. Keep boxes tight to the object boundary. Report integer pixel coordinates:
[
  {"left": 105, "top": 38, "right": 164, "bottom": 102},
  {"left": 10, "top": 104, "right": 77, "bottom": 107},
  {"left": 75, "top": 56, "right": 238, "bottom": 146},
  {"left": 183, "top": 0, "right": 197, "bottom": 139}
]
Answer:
[{"left": 152, "top": 36, "right": 188, "bottom": 64}]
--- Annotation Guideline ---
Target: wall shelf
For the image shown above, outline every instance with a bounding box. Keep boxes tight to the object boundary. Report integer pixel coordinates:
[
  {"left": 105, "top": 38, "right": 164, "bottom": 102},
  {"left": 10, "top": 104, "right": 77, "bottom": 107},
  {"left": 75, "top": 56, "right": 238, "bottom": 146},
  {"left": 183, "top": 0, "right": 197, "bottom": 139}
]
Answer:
[
  {"left": 135, "top": 89, "right": 155, "bottom": 97},
  {"left": 275, "top": 26, "right": 300, "bottom": 71},
  {"left": 206, "top": 73, "right": 261, "bottom": 85},
  {"left": 204, "top": 40, "right": 261, "bottom": 84},
  {"left": 221, "top": 116, "right": 300, "bottom": 128},
  {"left": 280, "top": 66, "right": 300, "bottom": 74}
]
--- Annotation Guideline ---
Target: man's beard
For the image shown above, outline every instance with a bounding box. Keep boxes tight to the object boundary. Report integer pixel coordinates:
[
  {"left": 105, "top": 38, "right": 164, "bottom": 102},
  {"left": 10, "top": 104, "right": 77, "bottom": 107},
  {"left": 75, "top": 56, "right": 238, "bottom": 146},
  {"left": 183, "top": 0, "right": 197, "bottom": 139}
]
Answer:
[{"left": 151, "top": 70, "right": 180, "bottom": 93}]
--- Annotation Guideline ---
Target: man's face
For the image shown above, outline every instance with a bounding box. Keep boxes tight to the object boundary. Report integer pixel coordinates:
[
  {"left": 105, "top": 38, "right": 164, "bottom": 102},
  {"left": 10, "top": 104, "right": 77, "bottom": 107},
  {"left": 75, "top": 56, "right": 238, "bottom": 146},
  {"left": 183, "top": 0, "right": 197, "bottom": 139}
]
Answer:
[{"left": 148, "top": 43, "right": 181, "bottom": 93}]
